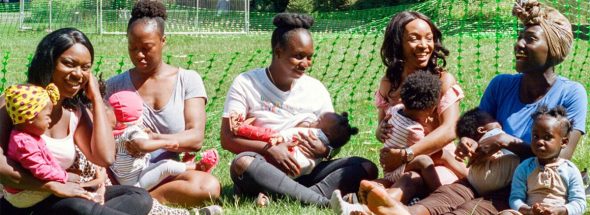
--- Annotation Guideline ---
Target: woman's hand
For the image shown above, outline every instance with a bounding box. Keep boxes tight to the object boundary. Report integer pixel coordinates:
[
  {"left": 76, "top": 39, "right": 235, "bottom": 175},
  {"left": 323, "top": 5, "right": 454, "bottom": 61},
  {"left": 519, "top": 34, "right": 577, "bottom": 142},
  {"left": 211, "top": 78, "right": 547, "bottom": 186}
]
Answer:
[
  {"left": 379, "top": 148, "right": 404, "bottom": 172},
  {"left": 294, "top": 130, "right": 328, "bottom": 159},
  {"left": 267, "top": 142, "right": 300, "bottom": 177},
  {"left": 47, "top": 181, "right": 93, "bottom": 200},
  {"left": 83, "top": 72, "right": 102, "bottom": 102},
  {"left": 455, "top": 137, "right": 478, "bottom": 163},
  {"left": 92, "top": 183, "right": 106, "bottom": 205},
  {"left": 376, "top": 114, "right": 393, "bottom": 143}
]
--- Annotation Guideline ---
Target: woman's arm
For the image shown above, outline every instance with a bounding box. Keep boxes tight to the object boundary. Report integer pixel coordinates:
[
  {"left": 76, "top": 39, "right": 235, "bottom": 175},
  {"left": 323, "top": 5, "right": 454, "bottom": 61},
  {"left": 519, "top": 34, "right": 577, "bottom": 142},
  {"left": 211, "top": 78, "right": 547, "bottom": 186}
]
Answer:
[
  {"left": 150, "top": 97, "right": 206, "bottom": 152},
  {"left": 561, "top": 130, "right": 582, "bottom": 159},
  {"left": 74, "top": 73, "right": 116, "bottom": 167},
  {"left": 220, "top": 118, "right": 301, "bottom": 176},
  {"left": 375, "top": 77, "right": 393, "bottom": 142}
]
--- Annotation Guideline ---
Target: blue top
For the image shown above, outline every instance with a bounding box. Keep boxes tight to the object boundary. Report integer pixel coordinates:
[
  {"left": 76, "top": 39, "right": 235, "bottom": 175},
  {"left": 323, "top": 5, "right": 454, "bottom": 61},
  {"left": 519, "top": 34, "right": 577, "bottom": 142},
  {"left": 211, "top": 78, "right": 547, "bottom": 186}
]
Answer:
[
  {"left": 509, "top": 158, "right": 586, "bottom": 214},
  {"left": 479, "top": 74, "right": 587, "bottom": 144}
]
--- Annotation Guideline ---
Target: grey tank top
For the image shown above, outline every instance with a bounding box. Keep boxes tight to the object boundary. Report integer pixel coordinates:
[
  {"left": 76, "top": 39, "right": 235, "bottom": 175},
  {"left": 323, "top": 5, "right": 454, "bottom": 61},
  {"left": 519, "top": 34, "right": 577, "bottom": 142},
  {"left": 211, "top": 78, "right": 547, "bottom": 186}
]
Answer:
[{"left": 106, "top": 68, "right": 207, "bottom": 161}]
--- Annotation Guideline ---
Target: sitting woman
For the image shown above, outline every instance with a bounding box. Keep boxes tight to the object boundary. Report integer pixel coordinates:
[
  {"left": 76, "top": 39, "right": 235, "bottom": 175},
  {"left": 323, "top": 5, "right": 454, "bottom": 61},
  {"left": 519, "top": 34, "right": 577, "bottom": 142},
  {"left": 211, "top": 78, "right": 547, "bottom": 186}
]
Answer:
[
  {"left": 220, "top": 13, "right": 378, "bottom": 207},
  {"left": 0, "top": 28, "right": 153, "bottom": 215},
  {"left": 105, "top": 0, "right": 221, "bottom": 208},
  {"left": 373, "top": 11, "right": 464, "bottom": 204},
  {"left": 356, "top": 1, "right": 587, "bottom": 214}
]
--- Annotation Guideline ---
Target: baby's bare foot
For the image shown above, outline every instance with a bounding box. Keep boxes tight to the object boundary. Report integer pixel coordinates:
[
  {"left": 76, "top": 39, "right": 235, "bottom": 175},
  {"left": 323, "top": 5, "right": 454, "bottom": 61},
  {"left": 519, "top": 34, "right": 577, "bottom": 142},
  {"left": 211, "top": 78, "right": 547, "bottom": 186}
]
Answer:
[{"left": 256, "top": 193, "right": 270, "bottom": 207}]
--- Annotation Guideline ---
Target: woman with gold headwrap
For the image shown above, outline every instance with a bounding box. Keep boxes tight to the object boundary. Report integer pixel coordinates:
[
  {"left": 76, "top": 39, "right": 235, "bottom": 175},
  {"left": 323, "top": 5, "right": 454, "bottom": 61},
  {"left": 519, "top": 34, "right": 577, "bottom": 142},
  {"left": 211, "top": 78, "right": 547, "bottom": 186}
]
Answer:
[{"left": 348, "top": 1, "right": 587, "bottom": 214}]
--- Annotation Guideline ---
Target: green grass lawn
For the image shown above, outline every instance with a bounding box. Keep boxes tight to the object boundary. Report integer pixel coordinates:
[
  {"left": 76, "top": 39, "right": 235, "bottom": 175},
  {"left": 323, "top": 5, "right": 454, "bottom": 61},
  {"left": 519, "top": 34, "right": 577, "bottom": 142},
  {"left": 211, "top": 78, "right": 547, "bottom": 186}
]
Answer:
[
  {"left": 0, "top": 1, "right": 588, "bottom": 214},
  {"left": 1, "top": 30, "right": 589, "bottom": 214}
]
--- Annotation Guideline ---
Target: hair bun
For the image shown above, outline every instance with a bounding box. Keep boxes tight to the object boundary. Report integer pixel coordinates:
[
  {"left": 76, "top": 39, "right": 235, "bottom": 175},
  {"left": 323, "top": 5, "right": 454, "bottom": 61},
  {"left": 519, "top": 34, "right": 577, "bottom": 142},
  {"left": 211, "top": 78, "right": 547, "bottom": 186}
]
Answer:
[
  {"left": 132, "top": 0, "right": 167, "bottom": 21},
  {"left": 273, "top": 13, "right": 314, "bottom": 29}
]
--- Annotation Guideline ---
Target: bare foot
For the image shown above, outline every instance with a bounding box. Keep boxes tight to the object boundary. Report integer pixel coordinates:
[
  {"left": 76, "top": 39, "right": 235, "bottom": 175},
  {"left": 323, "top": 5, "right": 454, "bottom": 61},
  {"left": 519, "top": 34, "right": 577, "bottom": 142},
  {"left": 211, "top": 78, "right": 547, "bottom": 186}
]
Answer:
[
  {"left": 256, "top": 193, "right": 270, "bottom": 207},
  {"left": 360, "top": 180, "right": 411, "bottom": 215}
]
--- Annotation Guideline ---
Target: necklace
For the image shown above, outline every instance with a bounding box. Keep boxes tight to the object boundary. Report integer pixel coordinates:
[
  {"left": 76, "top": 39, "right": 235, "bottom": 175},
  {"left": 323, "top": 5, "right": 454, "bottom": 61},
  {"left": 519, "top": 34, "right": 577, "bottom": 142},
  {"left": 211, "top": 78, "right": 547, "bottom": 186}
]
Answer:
[{"left": 266, "top": 67, "right": 276, "bottom": 85}]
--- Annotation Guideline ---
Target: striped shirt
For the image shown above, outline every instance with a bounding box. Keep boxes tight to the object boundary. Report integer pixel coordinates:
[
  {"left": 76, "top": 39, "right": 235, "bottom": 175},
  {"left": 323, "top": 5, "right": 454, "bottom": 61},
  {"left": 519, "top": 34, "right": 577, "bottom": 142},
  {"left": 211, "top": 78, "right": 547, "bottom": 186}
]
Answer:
[
  {"left": 384, "top": 105, "right": 425, "bottom": 149},
  {"left": 110, "top": 124, "right": 150, "bottom": 182}
]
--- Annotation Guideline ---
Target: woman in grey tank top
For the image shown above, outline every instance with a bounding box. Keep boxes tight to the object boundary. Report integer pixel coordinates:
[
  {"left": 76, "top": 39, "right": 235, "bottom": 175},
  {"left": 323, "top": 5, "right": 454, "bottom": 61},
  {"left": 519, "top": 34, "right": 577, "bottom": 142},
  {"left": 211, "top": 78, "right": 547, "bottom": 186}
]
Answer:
[{"left": 105, "top": 0, "right": 221, "bottom": 209}]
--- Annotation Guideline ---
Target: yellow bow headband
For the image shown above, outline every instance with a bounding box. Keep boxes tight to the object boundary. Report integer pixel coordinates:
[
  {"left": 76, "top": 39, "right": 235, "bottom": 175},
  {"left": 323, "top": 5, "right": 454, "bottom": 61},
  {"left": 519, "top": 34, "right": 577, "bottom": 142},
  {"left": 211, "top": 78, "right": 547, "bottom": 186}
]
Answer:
[{"left": 4, "top": 83, "right": 60, "bottom": 124}]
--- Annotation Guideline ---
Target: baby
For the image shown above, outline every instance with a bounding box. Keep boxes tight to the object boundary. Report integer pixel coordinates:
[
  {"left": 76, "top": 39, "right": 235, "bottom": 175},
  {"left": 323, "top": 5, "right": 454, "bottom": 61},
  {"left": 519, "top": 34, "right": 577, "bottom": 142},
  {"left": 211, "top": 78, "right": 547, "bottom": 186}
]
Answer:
[
  {"left": 379, "top": 71, "right": 467, "bottom": 191},
  {"left": 500, "top": 106, "right": 586, "bottom": 215},
  {"left": 230, "top": 111, "right": 359, "bottom": 178},
  {"left": 455, "top": 107, "right": 520, "bottom": 195},
  {"left": 3, "top": 84, "right": 91, "bottom": 208},
  {"left": 107, "top": 91, "right": 218, "bottom": 190}
]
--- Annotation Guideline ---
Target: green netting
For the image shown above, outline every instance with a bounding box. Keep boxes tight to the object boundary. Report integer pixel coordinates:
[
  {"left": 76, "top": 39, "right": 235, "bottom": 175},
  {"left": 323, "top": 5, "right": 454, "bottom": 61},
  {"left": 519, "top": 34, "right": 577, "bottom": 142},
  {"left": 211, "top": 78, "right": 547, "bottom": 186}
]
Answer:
[{"left": 0, "top": 0, "right": 589, "bottom": 160}]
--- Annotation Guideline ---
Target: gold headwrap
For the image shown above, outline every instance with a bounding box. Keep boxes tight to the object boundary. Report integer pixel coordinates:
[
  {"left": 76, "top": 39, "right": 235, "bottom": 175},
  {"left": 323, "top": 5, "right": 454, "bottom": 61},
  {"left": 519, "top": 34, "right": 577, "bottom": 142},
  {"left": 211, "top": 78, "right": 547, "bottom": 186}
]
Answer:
[
  {"left": 5, "top": 83, "right": 60, "bottom": 124},
  {"left": 513, "top": 0, "right": 573, "bottom": 66}
]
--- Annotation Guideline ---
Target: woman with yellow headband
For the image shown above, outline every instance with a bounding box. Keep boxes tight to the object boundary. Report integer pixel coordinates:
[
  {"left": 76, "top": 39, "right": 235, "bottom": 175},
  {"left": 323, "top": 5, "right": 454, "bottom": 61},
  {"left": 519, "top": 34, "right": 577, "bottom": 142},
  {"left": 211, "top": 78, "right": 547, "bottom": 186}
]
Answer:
[
  {"left": 2, "top": 83, "right": 96, "bottom": 208},
  {"left": 349, "top": 1, "right": 587, "bottom": 214}
]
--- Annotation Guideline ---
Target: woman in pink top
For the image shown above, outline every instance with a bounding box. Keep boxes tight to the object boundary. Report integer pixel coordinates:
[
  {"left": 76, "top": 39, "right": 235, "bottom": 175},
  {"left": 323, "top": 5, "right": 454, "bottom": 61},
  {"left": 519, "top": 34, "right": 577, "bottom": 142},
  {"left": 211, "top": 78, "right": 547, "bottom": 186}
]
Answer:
[{"left": 372, "top": 11, "right": 464, "bottom": 203}]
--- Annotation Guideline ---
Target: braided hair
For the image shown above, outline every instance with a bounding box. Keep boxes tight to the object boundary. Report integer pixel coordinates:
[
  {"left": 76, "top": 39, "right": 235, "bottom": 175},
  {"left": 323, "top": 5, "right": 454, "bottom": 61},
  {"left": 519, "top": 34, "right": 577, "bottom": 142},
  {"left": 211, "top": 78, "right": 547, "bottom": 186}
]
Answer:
[
  {"left": 326, "top": 112, "right": 359, "bottom": 149},
  {"left": 531, "top": 105, "right": 572, "bottom": 137}
]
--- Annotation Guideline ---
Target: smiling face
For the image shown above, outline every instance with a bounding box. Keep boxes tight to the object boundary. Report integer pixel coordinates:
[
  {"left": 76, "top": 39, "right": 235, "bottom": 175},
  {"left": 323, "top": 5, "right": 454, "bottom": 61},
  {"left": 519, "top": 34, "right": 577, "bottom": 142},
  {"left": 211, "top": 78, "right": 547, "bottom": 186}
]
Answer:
[
  {"left": 515, "top": 25, "right": 550, "bottom": 73},
  {"left": 531, "top": 115, "right": 566, "bottom": 163},
  {"left": 51, "top": 43, "right": 92, "bottom": 99},
  {"left": 128, "top": 20, "right": 165, "bottom": 74},
  {"left": 402, "top": 19, "right": 434, "bottom": 71},
  {"left": 273, "top": 30, "right": 314, "bottom": 81}
]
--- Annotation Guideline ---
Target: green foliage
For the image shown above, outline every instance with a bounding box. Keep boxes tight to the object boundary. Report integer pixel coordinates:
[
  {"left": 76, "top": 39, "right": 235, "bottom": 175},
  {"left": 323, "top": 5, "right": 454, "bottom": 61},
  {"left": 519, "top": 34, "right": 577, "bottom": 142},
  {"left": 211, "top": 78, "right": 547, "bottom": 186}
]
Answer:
[
  {"left": 252, "top": 0, "right": 289, "bottom": 12},
  {"left": 314, "top": 0, "right": 352, "bottom": 11},
  {"left": 286, "top": 0, "right": 315, "bottom": 13}
]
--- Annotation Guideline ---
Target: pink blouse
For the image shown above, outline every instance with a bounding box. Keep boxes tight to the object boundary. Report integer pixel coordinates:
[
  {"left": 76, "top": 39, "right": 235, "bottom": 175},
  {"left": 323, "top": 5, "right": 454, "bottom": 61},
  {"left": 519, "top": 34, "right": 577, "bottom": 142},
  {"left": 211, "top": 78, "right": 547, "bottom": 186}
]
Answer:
[{"left": 5, "top": 130, "right": 67, "bottom": 194}]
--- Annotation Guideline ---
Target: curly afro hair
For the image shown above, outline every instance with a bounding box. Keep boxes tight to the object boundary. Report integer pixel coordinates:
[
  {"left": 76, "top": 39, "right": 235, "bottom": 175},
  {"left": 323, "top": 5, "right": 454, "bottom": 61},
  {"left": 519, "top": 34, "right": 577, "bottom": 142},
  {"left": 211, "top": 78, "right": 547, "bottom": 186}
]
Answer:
[
  {"left": 456, "top": 108, "right": 497, "bottom": 140},
  {"left": 127, "top": 0, "right": 167, "bottom": 35},
  {"left": 271, "top": 13, "right": 314, "bottom": 51},
  {"left": 400, "top": 71, "right": 441, "bottom": 111}
]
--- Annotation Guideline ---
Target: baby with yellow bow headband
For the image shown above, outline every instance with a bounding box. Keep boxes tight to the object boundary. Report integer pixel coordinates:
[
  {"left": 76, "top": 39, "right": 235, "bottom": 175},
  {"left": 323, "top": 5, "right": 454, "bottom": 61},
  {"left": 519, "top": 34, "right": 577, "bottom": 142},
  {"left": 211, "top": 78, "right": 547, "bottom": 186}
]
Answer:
[{"left": 2, "top": 83, "right": 93, "bottom": 208}]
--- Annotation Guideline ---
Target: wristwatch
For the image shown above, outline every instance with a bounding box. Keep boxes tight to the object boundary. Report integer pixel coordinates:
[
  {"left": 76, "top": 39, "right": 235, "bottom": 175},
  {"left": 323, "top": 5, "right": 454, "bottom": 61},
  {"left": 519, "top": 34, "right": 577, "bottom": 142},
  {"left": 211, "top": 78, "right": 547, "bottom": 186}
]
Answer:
[
  {"left": 404, "top": 147, "right": 414, "bottom": 163},
  {"left": 325, "top": 144, "right": 335, "bottom": 160}
]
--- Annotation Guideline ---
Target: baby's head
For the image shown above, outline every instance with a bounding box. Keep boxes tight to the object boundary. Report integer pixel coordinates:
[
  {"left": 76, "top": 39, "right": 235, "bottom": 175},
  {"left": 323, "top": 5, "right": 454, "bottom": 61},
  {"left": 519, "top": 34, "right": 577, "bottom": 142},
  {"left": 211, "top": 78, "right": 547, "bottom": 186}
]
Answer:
[
  {"left": 108, "top": 91, "right": 143, "bottom": 130},
  {"left": 530, "top": 105, "right": 571, "bottom": 161},
  {"left": 312, "top": 112, "right": 359, "bottom": 149},
  {"left": 5, "top": 83, "right": 59, "bottom": 136},
  {"left": 400, "top": 71, "right": 441, "bottom": 114},
  {"left": 456, "top": 108, "right": 501, "bottom": 141}
]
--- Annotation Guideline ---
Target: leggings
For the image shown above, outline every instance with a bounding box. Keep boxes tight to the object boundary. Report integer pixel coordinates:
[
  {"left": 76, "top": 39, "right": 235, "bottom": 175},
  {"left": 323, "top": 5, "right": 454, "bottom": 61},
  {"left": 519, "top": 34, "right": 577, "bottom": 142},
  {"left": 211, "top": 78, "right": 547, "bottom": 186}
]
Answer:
[
  {"left": 0, "top": 185, "right": 152, "bottom": 215},
  {"left": 230, "top": 151, "right": 378, "bottom": 207}
]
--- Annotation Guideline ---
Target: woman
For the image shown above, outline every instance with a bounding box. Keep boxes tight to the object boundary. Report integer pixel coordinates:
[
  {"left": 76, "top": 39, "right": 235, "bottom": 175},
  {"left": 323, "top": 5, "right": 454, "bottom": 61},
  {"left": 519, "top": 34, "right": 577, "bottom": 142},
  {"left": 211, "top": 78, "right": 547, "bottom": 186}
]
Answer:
[
  {"left": 373, "top": 11, "right": 464, "bottom": 203},
  {"left": 105, "top": 0, "right": 221, "bottom": 207},
  {"left": 0, "top": 28, "right": 153, "bottom": 214},
  {"left": 220, "top": 13, "right": 378, "bottom": 207},
  {"left": 359, "top": 1, "right": 587, "bottom": 214}
]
